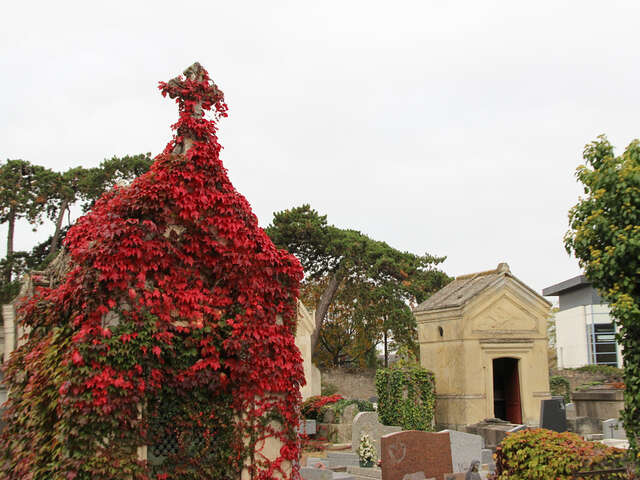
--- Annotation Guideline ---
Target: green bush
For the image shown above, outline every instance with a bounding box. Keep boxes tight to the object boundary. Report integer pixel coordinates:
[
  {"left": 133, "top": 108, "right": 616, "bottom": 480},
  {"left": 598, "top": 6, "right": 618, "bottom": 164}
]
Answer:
[
  {"left": 353, "top": 399, "right": 375, "bottom": 412},
  {"left": 549, "top": 375, "right": 571, "bottom": 403},
  {"left": 575, "top": 380, "right": 604, "bottom": 391},
  {"left": 493, "top": 428, "right": 627, "bottom": 479},
  {"left": 574, "top": 364, "right": 624, "bottom": 378},
  {"left": 375, "top": 365, "right": 435, "bottom": 431}
]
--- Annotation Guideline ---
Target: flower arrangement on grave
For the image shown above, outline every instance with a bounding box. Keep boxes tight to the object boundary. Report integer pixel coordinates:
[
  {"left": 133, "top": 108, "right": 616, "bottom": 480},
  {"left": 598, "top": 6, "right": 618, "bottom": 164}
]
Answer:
[{"left": 357, "top": 433, "right": 377, "bottom": 467}]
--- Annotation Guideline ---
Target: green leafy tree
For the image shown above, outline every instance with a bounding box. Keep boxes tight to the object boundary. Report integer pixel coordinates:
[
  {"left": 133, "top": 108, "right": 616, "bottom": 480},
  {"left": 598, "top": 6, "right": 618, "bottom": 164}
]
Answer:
[
  {"left": 77, "top": 154, "right": 154, "bottom": 211},
  {"left": 564, "top": 135, "right": 640, "bottom": 457},
  {"left": 0, "top": 155, "right": 153, "bottom": 298},
  {"left": 47, "top": 154, "right": 153, "bottom": 255},
  {"left": 299, "top": 276, "right": 372, "bottom": 367},
  {"left": 0, "top": 160, "right": 56, "bottom": 281},
  {"left": 266, "top": 204, "right": 449, "bottom": 353}
]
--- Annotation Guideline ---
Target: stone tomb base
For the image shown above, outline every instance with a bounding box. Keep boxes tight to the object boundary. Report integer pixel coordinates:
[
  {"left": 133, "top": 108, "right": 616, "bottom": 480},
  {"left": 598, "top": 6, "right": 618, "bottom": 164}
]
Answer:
[{"left": 464, "top": 418, "right": 522, "bottom": 450}]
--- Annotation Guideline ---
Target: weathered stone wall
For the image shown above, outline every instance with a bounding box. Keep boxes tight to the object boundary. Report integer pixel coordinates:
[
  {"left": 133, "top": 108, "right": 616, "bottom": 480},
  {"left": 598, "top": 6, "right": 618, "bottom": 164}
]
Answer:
[
  {"left": 550, "top": 368, "right": 623, "bottom": 394},
  {"left": 321, "top": 368, "right": 376, "bottom": 400}
]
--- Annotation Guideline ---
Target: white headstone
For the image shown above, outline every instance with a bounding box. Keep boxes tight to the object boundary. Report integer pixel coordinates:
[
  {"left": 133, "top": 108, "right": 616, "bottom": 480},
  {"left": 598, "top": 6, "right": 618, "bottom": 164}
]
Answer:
[{"left": 602, "top": 418, "right": 626, "bottom": 440}]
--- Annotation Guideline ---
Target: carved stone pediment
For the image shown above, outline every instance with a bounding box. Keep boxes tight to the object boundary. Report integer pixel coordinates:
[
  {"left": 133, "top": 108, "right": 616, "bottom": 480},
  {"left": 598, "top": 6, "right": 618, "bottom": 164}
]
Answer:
[{"left": 470, "top": 292, "right": 539, "bottom": 334}]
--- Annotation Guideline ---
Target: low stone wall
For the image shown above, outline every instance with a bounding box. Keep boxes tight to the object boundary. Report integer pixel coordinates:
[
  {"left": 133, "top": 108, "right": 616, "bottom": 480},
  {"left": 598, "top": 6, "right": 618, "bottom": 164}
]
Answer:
[
  {"left": 550, "top": 368, "right": 623, "bottom": 395},
  {"left": 321, "top": 368, "right": 376, "bottom": 400}
]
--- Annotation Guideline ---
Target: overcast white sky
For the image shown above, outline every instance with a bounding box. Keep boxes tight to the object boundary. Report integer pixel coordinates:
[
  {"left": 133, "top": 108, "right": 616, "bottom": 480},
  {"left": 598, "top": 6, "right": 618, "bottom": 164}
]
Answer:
[{"left": 1, "top": 1, "right": 639, "bottom": 295}]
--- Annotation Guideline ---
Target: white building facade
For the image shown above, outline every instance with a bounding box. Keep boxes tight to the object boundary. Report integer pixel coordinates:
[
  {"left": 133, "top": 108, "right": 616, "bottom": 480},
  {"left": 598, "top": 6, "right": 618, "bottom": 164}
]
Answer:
[{"left": 543, "top": 275, "right": 622, "bottom": 369}]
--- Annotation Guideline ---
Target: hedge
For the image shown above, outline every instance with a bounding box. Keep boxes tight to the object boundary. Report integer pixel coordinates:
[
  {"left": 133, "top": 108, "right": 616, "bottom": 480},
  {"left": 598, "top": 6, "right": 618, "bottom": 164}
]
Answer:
[
  {"left": 492, "top": 428, "right": 627, "bottom": 479},
  {"left": 375, "top": 365, "right": 435, "bottom": 431}
]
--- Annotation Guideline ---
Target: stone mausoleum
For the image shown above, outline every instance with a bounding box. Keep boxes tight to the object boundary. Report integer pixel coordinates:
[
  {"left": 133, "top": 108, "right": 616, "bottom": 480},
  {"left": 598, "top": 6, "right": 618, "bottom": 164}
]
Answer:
[{"left": 414, "top": 263, "right": 551, "bottom": 430}]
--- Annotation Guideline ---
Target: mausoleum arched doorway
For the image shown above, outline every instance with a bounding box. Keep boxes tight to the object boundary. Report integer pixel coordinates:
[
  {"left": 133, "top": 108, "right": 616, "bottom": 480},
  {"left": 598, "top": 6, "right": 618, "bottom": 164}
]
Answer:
[{"left": 492, "top": 357, "right": 522, "bottom": 424}]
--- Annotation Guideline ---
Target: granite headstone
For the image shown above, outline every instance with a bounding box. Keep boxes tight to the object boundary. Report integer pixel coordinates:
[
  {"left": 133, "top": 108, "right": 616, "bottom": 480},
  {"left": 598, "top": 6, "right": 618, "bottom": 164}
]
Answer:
[
  {"left": 380, "top": 430, "right": 452, "bottom": 480},
  {"left": 540, "top": 397, "right": 567, "bottom": 432}
]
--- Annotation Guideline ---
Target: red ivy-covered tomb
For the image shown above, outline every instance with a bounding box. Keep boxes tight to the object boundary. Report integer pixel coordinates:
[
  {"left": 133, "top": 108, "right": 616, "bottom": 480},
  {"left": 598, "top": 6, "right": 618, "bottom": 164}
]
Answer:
[{"left": 0, "top": 62, "right": 304, "bottom": 480}]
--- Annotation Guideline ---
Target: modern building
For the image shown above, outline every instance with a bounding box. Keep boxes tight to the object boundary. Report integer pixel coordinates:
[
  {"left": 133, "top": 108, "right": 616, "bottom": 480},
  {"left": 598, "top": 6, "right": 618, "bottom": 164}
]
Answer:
[{"left": 542, "top": 275, "right": 622, "bottom": 369}]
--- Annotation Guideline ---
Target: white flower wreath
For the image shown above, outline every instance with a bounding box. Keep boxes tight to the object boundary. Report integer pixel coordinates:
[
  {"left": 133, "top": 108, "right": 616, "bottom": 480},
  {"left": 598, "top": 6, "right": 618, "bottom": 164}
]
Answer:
[{"left": 357, "top": 433, "right": 377, "bottom": 463}]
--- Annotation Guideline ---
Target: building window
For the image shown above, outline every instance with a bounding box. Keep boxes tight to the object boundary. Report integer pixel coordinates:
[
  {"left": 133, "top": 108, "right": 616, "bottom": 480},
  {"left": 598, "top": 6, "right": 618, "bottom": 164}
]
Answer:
[{"left": 588, "top": 323, "right": 618, "bottom": 366}]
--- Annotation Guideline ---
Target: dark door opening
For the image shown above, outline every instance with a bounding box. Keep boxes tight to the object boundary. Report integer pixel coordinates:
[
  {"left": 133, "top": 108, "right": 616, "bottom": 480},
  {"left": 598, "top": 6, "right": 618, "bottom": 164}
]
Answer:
[{"left": 493, "top": 357, "right": 522, "bottom": 424}]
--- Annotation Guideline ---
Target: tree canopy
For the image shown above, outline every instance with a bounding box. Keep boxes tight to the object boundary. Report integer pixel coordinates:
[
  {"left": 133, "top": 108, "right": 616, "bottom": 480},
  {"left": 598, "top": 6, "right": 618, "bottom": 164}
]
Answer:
[
  {"left": 0, "top": 154, "right": 153, "bottom": 302},
  {"left": 266, "top": 204, "right": 450, "bottom": 363},
  {"left": 564, "top": 135, "right": 640, "bottom": 457},
  {"left": 0, "top": 160, "right": 57, "bottom": 281}
]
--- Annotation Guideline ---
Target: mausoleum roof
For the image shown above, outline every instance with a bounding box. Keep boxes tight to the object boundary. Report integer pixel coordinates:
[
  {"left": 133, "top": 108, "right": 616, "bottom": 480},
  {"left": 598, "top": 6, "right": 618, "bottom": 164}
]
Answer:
[{"left": 414, "top": 262, "right": 548, "bottom": 312}]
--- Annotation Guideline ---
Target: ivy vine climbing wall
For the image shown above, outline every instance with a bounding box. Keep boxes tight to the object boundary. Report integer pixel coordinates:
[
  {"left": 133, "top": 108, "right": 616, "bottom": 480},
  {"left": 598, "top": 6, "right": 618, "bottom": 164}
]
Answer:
[{"left": 1, "top": 63, "right": 304, "bottom": 480}]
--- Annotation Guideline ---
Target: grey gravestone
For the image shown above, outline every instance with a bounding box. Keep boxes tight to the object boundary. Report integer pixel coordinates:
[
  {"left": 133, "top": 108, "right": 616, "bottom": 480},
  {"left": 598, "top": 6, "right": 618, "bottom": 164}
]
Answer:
[
  {"left": 602, "top": 418, "right": 626, "bottom": 440},
  {"left": 297, "top": 419, "right": 317, "bottom": 435},
  {"left": 300, "top": 466, "right": 332, "bottom": 480},
  {"left": 481, "top": 449, "right": 495, "bottom": 472},
  {"left": 341, "top": 404, "right": 359, "bottom": 425},
  {"left": 351, "top": 411, "right": 401, "bottom": 459},
  {"left": 441, "top": 429, "right": 483, "bottom": 473},
  {"left": 565, "top": 402, "right": 576, "bottom": 420},
  {"left": 540, "top": 398, "right": 567, "bottom": 432}
]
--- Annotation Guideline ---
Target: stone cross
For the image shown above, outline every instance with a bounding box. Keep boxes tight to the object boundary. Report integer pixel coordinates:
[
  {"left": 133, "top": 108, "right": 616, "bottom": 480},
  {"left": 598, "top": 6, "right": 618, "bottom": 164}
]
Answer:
[{"left": 162, "top": 62, "right": 224, "bottom": 154}]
